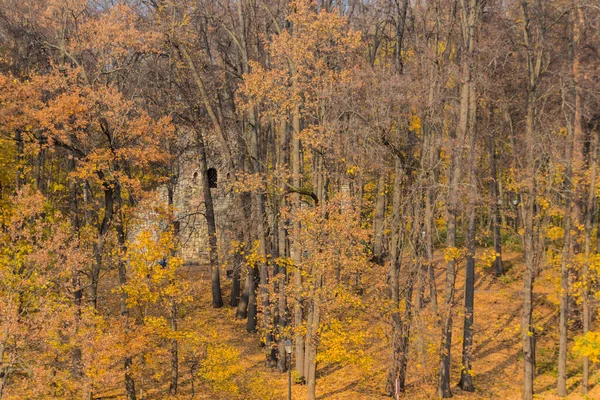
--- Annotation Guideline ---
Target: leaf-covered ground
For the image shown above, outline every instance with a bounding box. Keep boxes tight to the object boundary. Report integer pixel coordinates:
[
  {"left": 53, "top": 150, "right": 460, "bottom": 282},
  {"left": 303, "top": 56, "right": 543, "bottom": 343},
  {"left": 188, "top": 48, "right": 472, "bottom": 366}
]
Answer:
[{"left": 174, "top": 248, "right": 600, "bottom": 399}]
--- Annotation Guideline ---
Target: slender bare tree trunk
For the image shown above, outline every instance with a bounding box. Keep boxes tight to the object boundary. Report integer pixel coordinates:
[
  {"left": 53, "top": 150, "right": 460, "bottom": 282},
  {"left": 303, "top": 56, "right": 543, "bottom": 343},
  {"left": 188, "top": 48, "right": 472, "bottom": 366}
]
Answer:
[
  {"left": 438, "top": 2, "right": 478, "bottom": 397},
  {"left": 459, "top": 50, "right": 479, "bottom": 391},
  {"left": 276, "top": 120, "right": 290, "bottom": 372},
  {"left": 489, "top": 135, "right": 503, "bottom": 276},
  {"left": 424, "top": 132, "right": 439, "bottom": 314},
  {"left": 393, "top": 0, "right": 409, "bottom": 74},
  {"left": 373, "top": 173, "right": 386, "bottom": 264},
  {"left": 236, "top": 0, "right": 273, "bottom": 358},
  {"left": 67, "top": 156, "right": 84, "bottom": 388},
  {"left": 387, "top": 286, "right": 414, "bottom": 398},
  {"left": 582, "top": 130, "right": 597, "bottom": 394},
  {"left": 291, "top": 100, "right": 305, "bottom": 380},
  {"left": 197, "top": 130, "right": 223, "bottom": 308},
  {"left": 459, "top": 208, "right": 476, "bottom": 392},
  {"left": 168, "top": 181, "right": 180, "bottom": 395},
  {"left": 387, "top": 186, "right": 418, "bottom": 398},
  {"left": 114, "top": 183, "right": 136, "bottom": 400},
  {"left": 34, "top": 130, "right": 46, "bottom": 194},
  {"left": 90, "top": 181, "right": 113, "bottom": 309},
  {"left": 230, "top": 247, "right": 243, "bottom": 307},
  {"left": 15, "top": 129, "right": 24, "bottom": 189},
  {"left": 557, "top": 88, "right": 576, "bottom": 399},
  {"left": 246, "top": 266, "right": 258, "bottom": 333},
  {"left": 439, "top": 130, "right": 460, "bottom": 397},
  {"left": 521, "top": 96, "right": 537, "bottom": 400},
  {"left": 390, "top": 159, "right": 404, "bottom": 304},
  {"left": 387, "top": 158, "right": 407, "bottom": 397},
  {"left": 236, "top": 273, "right": 251, "bottom": 319},
  {"left": 305, "top": 275, "right": 322, "bottom": 400},
  {"left": 568, "top": 4, "right": 592, "bottom": 394},
  {"left": 247, "top": 106, "right": 271, "bottom": 357},
  {"left": 520, "top": 3, "right": 543, "bottom": 397},
  {"left": 0, "top": 331, "right": 9, "bottom": 400}
]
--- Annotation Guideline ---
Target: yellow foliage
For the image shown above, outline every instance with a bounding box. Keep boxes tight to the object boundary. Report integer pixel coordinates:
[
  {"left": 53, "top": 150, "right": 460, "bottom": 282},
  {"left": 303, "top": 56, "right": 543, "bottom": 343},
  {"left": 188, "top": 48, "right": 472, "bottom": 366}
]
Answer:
[
  {"left": 573, "top": 331, "right": 600, "bottom": 363},
  {"left": 123, "top": 228, "right": 188, "bottom": 309},
  {"left": 479, "top": 248, "right": 500, "bottom": 269},
  {"left": 317, "top": 319, "right": 373, "bottom": 371},
  {"left": 246, "top": 373, "right": 281, "bottom": 400},
  {"left": 537, "top": 196, "right": 550, "bottom": 211},
  {"left": 443, "top": 246, "right": 464, "bottom": 262},
  {"left": 546, "top": 226, "right": 564, "bottom": 241},
  {"left": 408, "top": 115, "right": 422, "bottom": 134},
  {"left": 245, "top": 240, "right": 268, "bottom": 268},
  {"left": 198, "top": 344, "right": 242, "bottom": 395},
  {"left": 346, "top": 165, "right": 360, "bottom": 177}
]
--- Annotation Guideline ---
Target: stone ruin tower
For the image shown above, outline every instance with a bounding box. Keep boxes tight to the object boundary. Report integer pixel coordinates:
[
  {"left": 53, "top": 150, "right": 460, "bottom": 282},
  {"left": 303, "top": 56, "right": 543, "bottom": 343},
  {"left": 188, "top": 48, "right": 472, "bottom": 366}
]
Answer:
[
  {"left": 131, "top": 152, "right": 234, "bottom": 266},
  {"left": 171, "top": 159, "right": 234, "bottom": 265}
]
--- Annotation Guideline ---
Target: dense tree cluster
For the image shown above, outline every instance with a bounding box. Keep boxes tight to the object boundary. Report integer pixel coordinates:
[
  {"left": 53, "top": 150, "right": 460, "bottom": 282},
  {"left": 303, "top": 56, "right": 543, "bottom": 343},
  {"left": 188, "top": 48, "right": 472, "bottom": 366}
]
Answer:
[{"left": 1, "top": 0, "right": 600, "bottom": 399}]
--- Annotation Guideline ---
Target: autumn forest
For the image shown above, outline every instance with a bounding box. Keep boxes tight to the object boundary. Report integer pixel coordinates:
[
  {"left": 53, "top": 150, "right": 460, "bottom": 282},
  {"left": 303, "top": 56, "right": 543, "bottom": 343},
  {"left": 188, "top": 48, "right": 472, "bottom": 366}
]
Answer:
[{"left": 1, "top": 0, "right": 600, "bottom": 399}]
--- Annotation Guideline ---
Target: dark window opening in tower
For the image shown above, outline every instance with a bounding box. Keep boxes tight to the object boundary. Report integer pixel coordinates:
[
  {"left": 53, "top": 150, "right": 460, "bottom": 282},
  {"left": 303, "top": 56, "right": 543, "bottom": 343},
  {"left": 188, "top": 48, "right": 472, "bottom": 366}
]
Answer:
[{"left": 207, "top": 168, "right": 217, "bottom": 188}]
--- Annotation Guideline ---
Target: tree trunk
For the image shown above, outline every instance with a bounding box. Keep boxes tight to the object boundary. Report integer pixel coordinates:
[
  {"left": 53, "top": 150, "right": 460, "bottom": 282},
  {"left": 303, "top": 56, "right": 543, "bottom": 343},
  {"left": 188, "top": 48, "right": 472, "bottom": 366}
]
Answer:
[
  {"left": 168, "top": 181, "right": 179, "bottom": 396},
  {"left": 67, "top": 156, "right": 84, "bottom": 384},
  {"left": 490, "top": 136, "right": 503, "bottom": 276},
  {"left": 387, "top": 158, "right": 408, "bottom": 397},
  {"left": 387, "top": 265, "right": 415, "bottom": 397},
  {"left": 0, "top": 348, "right": 8, "bottom": 400},
  {"left": 390, "top": 159, "right": 404, "bottom": 304},
  {"left": 438, "top": 2, "right": 478, "bottom": 396},
  {"left": 521, "top": 94, "right": 538, "bottom": 400},
  {"left": 582, "top": 130, "right": 597, "bottom": 394},
  {"left": 459, "top": 51, "right": 479, "bottom": 392},
  {"left": 169, "top": 301, "right": 179, "bottom": 395},
  {"left": 569, "top": 4, "right": 591, "bottom": 394},
  {"left": 114, "top": 183, "right": 136, "bottom": 400},
  {"left": 277, "top": 120, "right": 290, "bottom": 373},
  {"left": 521, "top": 93, "right": 537, "bottom": 400},
  {"left": 15, "top": 129, "right": 24, "bottom": 189},
  {"left": 197, "top": 130, "right": 223, "bottom": 308},
  {"left": 236, "top": 273, "right": 251, "bottom": 319},
  {"left": 291, "top": 103, "right": 305, "bottom": 381},
  {"left": 246, "top": 266, "right": 258, "bottom": 333},
  {"left": 424, "top": 143, "right": 438, "bottom": 314},
  {"left": 237, "top": 0, "right": 274, "bottom": 359},
  {"left": 438, "top": 211, "right": 456, "bottom": 399},
  {"left": 373, "top": 173, "right": 386, "bottom": 264},
  {"left": 304, "top": 295, "right": 314, "bottom": 381},
  {"left": 520, "top": 2, "right": 542, "bottom": 398},
  {"left": 34, "top": 130, "right": 46, "bottom": 194},
  {"left": 305, "top": 276, "right": 322, "bottom": 400},
  {"left": 249, "top": 118, "right": 274, "bottom": 364},
  {"left": 521, "top": 214, "right": 536, "bottom": 400},
  {"left": 459, "top": 209, "right": 476, "bottom": 392},
  {"left": 393, "top": 0, "right": 409, "bottom": 74},
  {"left": 90, "top": 181, "right": 114, "bottom": 309},
  {"left": 557, "top": 93, "right": 575, "bottom": 399},
  {"left": 230, "top": 247, "right": 242, "bottom": 307},
  {"left": 438, "top": 47, "right": 461, "bottom": 400}
]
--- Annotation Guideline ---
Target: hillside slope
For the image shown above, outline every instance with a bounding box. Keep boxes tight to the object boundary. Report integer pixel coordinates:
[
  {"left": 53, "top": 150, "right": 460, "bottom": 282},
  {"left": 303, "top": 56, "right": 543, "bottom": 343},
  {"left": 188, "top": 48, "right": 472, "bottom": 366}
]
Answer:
[{"left": 154, "top": 249, "right": 600, "bottom": 400}]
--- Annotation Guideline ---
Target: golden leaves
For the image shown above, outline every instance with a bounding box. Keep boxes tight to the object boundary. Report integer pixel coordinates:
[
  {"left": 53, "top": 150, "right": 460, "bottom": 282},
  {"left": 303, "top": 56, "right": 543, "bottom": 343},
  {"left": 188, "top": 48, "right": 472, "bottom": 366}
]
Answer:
[
  {"left": 408, "top": 115, "right": 422, "bottom": 134},
  {"left": 317, "top": 319, "right": 373, "bottom": 371},
  {"left": 573, "top": 331, "right": 600, "bottom": 363},
  {"left": 0, "top": 66, "right": 175, "bottom": 192},
  {"left": 123, "top": 228, "right": 188, "bottom": 309},
  {"left": 479, "top": 248, "right": 500, "bottom": 269},
  {"left": 443, "top": 246, "right": 465, "bottom": 262},
  {"left": 237, "top": 0, "right": 362, "bottom": 125},
  {"left": 546, "top": 226, "right": 565, "bottom": 242}
]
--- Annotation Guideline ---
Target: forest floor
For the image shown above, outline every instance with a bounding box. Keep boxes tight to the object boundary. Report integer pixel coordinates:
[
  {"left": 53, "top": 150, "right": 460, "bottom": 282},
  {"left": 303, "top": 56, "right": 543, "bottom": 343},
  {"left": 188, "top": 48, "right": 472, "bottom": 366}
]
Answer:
[{"left": 165, "top": 248, "right": 600, "bottom": 400}]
